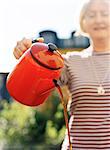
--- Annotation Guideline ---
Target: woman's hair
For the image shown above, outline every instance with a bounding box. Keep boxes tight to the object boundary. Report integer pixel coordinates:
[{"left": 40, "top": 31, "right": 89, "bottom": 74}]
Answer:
[
  {"left": 79, "top": 1, "right": 90, "bottom": 33},
  {"left": 79, "top": 0, "right": 110, "bottom": 34}
]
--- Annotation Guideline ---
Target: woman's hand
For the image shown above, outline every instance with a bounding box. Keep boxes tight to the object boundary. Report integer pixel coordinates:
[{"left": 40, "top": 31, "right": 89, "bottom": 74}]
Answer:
[{"left": 13, "top": 38, "right": 32, "bottom": 59}]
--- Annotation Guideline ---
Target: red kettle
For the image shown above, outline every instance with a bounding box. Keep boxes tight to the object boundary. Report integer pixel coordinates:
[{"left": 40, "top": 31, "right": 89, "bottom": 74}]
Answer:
[{"left": 6, "top": 42, "right": 64, "bottom": 106}]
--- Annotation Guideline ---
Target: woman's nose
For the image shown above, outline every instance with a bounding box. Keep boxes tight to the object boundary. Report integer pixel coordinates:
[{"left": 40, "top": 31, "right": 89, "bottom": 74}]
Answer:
[{"left": 95, "top": 13, "right": 104, "bottom": 23}]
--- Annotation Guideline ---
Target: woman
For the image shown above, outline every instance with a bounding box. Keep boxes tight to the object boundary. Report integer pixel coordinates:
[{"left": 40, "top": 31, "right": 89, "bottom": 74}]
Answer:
[{"left": 13, "top": 0, "right": 110, "bottom": 149}]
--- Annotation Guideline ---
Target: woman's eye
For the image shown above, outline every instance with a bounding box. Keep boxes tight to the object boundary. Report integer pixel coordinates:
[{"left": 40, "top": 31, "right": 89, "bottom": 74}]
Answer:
[
  {"left": 87, "top": 13, "right": 95, "bottom": 18},
  {"left": 89, "top": 14, "right": 95, "bottom": 18},
  {"left": 102, "top": 12, "right": 109, "bottom": 17}
]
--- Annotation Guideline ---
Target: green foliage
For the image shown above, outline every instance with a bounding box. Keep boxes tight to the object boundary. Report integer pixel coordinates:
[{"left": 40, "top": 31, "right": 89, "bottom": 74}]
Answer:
[
  {"left": 27, "top": 111, "right": 48, "bottom": 144},
  {"left": 0, "top": 100, "right": 35, "bottom": 146},
  {"left": 45, "top": 92, "right": 66, "bottom": 145},
  {"left": 0, "top": 91, "right": 67, "bottom": 148}
]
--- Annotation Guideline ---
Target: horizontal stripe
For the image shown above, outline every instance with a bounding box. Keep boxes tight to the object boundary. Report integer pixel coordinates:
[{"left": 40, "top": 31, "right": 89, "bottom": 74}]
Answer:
[
  {"left": 72, "top": 147, "right": 110, "bottom": 149},
  {"left": 72, "top": 136, "right": 110, "bottom": 141},
  {"left": 75, "top": 108, "right": 110, "bottom": 112},
  {"left": 71, "top": 94, "right": 110, "bottom": 100},
  {"left": 74, "top": 111, "right": 110, "bottom": 115},
  {"left": 70, "top": 133, "right": 110, "bottom": 137},
  {"left": 71, "top": 100, "right": 110, "bottom": 105},
  {"left": 61, "top": 50, "right": 110, "bottom": 150},
  {"left": 72, "top": 142, "right": 110, "bottom": 145},
  {"left": 76, "top": 104, "right": 110, "bottom": 108},
  {"left": 71, "top": 130, "right": 110, "bottom": 134}
]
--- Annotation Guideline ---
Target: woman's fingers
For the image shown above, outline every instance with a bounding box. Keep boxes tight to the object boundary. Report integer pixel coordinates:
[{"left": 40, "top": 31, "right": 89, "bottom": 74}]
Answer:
[
  {"left": 13, "top": 38, "right": 32, "bottom": 59},
  {"left": 13, "top": 37, "right": 44, "bottom": 59}
]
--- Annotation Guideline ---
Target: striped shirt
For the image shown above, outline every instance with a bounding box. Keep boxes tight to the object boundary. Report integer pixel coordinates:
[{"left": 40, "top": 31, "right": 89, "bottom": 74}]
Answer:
[{"left": 59, "top": 47, "right": 110, "bottom": 150}]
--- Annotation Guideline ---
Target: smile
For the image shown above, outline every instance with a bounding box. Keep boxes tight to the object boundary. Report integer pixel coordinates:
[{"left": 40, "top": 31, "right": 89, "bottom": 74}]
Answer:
[{"left": 93, "top": 27, "right": 107, "bottom": 31}]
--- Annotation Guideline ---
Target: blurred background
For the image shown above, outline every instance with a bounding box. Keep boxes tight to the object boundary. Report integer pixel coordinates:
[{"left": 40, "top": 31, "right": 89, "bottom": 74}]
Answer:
[{"left": 0, "top": 0, "right": 90, "bottom": 149}]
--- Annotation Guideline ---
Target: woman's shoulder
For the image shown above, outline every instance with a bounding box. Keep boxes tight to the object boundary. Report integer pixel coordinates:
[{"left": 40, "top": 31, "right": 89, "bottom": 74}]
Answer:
[
  {"left": 62, "top": 51, "right": 81, "bottom": 60},
  {"left": 62, "top": 46, "right": 92, "bottom": 61}
]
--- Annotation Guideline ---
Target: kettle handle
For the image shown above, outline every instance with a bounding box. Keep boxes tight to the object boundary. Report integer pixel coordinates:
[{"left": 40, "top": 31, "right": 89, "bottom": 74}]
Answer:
[{"left": 32, "top": 37, "right": 44, "bottom": 43}]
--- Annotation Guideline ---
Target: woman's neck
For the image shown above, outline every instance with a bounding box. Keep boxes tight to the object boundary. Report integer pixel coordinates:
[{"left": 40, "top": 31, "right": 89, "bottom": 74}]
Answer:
[{"left": 91, "top": 39, "right": 110, "bottom": 52}]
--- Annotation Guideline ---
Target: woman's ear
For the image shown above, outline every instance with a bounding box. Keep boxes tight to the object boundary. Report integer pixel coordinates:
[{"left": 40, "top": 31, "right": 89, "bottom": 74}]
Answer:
[
  {"left": 81, "top": 19, "right": 87, "bottom": 33},
  {"left": 80, "top": 19, "right": 90, "bottom": 37}
]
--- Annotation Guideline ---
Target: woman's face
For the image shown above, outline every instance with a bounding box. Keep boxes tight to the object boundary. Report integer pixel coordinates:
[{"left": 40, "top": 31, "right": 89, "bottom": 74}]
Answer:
[{"left": 83, "top": 0, "right": 110, "bottom": 41}]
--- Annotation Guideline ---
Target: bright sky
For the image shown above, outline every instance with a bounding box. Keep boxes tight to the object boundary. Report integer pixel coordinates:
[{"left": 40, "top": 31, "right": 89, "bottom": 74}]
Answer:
[{"left": 0, "top": 0, "right": 88, "bottom": 72}]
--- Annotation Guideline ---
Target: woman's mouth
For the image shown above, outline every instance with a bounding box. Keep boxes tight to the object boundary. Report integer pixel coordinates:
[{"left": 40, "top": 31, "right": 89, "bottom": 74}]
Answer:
[{"left": 93, "top": 26, "right": 107, "bottom": 31}]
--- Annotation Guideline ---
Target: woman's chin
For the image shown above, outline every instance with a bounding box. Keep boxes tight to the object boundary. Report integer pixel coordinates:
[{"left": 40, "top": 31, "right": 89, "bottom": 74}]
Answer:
[{"left": 92, "top": 34, "right": 109, "bottom": 41}]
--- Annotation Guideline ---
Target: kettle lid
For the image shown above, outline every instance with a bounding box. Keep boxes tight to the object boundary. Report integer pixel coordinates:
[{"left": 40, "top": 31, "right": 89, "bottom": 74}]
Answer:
[{"left": 30, "top": 43, "right": 64, "bottom": 70}]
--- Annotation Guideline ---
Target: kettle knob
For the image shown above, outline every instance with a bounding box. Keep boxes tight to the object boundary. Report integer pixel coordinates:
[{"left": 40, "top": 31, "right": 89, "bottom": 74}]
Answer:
[{"left": 48, "top": 43, "right": 57, "bottom": 52}]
